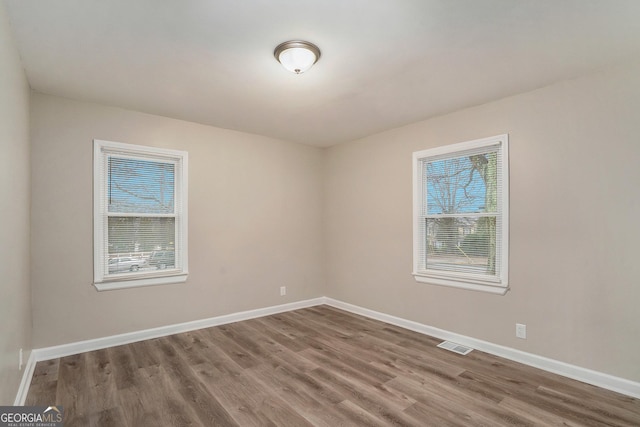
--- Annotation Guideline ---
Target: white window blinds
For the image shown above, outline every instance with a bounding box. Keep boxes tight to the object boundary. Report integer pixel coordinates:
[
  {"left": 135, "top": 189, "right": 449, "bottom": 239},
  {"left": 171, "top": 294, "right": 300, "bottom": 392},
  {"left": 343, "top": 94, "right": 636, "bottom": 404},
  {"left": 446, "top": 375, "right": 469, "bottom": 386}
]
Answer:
[
  {"left": 94, "top": 140, "right": 188, "bottom": 290},
  {"left": 413, "top": 135, "right": 509, "bottom": 294}
]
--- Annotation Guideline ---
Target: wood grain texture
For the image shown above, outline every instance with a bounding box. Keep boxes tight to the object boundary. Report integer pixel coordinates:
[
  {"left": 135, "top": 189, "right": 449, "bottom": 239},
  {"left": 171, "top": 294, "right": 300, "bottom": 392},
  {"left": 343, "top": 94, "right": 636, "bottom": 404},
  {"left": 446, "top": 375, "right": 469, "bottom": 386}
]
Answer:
[{"left": 26, "top": 306, "right": 640, "bottom": 426}]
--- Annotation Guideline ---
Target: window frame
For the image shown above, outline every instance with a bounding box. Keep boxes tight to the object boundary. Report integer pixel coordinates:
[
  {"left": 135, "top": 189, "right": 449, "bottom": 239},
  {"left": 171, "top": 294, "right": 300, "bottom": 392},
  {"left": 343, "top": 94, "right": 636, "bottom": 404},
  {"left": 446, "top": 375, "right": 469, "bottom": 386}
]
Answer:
[
  {"left": 412, "top": 134, "right": 509, "bottom": 295},
  {"left": 93, "top": 139, "right": 188, "bottom": 291}
]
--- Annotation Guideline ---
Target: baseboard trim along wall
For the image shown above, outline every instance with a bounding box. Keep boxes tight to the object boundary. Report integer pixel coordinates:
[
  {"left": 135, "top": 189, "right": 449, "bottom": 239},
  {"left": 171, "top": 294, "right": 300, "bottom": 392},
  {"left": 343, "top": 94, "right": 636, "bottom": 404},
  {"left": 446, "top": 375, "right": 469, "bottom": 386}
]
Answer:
[
  {"left": 16, "top": 296, "right": 640, "bottom": 404},
  {"left": 323, "top": 298, "right": 640, "bottom": 400},
  {"left": 14, "top": 350, "right": 37, "bottom": 406},
  {"left": 15, "top": 297, "right": 324, "bottom": 404},
  {"left": 34, "top": 297, "right": 326, "bottom": 362}
]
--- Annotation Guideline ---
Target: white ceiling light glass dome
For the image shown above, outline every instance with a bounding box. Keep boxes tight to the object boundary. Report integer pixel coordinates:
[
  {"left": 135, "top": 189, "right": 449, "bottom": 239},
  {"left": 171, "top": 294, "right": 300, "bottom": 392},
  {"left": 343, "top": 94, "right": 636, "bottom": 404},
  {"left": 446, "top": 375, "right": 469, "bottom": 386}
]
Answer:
[{"left": 274, "top": 40, "right": 321, "bottom": 74}]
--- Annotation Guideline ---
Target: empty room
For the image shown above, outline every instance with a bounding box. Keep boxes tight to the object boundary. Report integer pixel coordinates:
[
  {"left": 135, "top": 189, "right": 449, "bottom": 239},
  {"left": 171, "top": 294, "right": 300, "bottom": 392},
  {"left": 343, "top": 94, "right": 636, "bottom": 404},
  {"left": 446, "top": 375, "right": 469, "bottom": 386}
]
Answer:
[{"left": 1, "top": 0, "right": 639, "bottom": 425}]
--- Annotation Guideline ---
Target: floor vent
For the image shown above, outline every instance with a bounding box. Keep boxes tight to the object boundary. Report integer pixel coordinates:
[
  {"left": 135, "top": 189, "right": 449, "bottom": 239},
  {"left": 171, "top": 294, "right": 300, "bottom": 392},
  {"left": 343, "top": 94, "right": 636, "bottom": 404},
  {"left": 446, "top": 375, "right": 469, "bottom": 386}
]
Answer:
[{"left": 437, "top": 341, "right": 473, "bottom": 355}]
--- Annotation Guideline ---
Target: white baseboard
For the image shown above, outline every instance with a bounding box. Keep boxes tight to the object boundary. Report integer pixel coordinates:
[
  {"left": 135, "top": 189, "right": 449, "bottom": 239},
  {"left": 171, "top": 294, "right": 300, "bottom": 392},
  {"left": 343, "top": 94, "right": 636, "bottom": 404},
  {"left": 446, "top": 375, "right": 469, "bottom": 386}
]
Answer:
[
  {"left": 16, "top": 297, "right": 325, "bottom": 404},
  {"left": 14, "top": 350, "right": 37, "bottom": 406},
  {"left": 324, "top": 298, "right": 640, "bottom": 399},
  {"left": 17, "top": 295, "right": 640, "bottom": 404},
  {"left": 14, "top": 297, "right": 321, "bottom": 405},
  {"left": 33, "top": 297, "right": 326, "bottom": 362}
]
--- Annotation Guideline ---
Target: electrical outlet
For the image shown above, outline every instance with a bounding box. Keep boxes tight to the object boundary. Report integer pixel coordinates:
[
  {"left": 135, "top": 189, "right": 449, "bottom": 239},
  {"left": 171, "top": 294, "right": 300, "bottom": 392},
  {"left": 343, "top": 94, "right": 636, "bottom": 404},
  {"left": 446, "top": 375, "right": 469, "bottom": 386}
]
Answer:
[
  {"left": 516, "top": 323, "right": 527, "bottom": 339},
  {"left": 280, "top": 286, "right": 286, "bottom": 296},
  {"left": 19, "top": 348, "right": 23, "bottom": 371}
]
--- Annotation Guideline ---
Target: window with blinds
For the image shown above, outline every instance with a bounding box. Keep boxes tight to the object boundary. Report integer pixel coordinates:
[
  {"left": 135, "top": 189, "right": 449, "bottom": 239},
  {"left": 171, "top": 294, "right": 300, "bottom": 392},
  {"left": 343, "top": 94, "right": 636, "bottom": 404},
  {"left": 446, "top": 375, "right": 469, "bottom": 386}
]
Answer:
[
  {"left": 93, "top": 140, "right": 188, "bottom": 291},
  {"left": 412, "top": 135, "right": 509, "bottom": 295}
]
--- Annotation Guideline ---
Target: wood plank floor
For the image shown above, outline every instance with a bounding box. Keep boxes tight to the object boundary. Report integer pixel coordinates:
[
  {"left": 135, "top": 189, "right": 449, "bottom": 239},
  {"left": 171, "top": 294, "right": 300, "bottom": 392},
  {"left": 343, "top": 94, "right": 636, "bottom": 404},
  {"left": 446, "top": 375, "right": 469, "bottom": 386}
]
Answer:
[{"left": 26, "top": 305, "right": 640, "bottom": 426}]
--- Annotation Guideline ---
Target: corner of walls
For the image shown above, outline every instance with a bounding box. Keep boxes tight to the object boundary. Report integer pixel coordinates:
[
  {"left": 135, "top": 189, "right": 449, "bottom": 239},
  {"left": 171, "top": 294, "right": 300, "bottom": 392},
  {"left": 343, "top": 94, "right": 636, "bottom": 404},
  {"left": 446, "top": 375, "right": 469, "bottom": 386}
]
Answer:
[
  {"left": 319, "top": 146, "right": 330, "bottom": 296},
  {"left": 0, "top": 1, "right": 33, "bottom": 405},
  {"left": 29, "top": 93, "right": 326, "bottom": 349},
  {"left": 322, "top": 61, "right": 640, "bottom": 384}
]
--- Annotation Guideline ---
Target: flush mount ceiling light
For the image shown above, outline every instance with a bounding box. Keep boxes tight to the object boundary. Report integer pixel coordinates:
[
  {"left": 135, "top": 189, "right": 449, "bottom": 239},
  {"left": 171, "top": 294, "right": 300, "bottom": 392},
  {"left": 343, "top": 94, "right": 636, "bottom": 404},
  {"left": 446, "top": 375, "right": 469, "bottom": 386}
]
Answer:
[{"left": 274, "top": 40, "right": 321, "bottom": 74}]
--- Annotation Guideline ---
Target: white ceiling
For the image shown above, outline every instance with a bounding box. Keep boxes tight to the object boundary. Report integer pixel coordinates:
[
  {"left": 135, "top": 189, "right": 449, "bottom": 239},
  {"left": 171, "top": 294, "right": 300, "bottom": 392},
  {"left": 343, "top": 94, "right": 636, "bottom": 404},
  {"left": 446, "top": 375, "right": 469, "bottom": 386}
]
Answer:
[{"left": 4, "top": 0, "right": 640, "bottom": 147}]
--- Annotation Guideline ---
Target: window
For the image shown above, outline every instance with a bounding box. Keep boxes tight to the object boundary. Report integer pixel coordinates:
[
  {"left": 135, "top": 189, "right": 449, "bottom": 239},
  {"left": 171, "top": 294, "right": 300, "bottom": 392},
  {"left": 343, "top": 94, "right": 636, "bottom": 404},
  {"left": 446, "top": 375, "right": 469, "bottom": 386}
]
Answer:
[
  {"left": 93, "top": 140, "right": 188, "bottom": 290},
  {"left": 412, "top": 134, "right": 509, "bottom": 294}
]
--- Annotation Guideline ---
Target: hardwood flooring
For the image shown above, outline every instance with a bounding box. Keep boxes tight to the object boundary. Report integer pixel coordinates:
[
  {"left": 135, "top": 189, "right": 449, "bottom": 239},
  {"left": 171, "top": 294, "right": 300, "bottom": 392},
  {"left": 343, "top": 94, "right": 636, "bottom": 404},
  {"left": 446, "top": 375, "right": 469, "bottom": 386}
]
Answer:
[{"left": 26, "top": 305, "right": 640, "bottom": 426}]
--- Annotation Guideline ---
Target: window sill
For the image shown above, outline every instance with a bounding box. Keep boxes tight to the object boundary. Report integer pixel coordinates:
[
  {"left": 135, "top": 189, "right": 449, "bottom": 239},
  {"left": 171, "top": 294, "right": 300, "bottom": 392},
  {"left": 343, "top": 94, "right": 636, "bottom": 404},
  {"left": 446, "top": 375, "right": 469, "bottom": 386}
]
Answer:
[
  {"left": 412, "top": 273, "right": 509, "bottom": 295},
  {"left": 94, "top": 273, "right": 188, "bottom": 291}
]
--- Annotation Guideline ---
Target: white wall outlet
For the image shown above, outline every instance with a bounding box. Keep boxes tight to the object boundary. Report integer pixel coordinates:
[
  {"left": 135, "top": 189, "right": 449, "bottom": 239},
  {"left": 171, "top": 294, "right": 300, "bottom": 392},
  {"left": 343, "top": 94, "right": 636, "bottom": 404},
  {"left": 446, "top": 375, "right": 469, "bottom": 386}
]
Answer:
[
  {"left": 280, "top": 286, "right": 286, "bottom": 296},
  {"left": 19, "top": 348, "right": 23, "bottom": 370},
  {"left": 516, "top": 323, "right": 527, "bottom": 339}
]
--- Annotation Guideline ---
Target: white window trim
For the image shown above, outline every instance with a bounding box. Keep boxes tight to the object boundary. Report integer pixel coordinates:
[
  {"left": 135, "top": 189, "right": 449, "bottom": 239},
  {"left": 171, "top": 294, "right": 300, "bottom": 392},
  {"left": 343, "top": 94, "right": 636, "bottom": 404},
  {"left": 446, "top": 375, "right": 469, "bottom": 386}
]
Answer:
[
  {"left": 412, "top": 134, "right": 509, "bottom": 295},
  {"left": 93, "top": 139, "right": 188, "bottom": 291}
]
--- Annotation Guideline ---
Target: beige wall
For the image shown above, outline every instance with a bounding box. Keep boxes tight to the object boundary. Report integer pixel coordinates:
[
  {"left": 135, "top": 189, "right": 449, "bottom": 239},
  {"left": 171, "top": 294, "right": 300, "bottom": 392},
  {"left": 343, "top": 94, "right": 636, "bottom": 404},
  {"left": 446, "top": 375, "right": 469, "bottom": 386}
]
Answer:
[
  {"left": 325, "top": 62, "right": 640, "bottom": 382},
  {"left": 30, "top": 93, "right": 325, "bottom": 348},
  {"left": 0, "top": 2, "right": 31, "bottom": 404}
]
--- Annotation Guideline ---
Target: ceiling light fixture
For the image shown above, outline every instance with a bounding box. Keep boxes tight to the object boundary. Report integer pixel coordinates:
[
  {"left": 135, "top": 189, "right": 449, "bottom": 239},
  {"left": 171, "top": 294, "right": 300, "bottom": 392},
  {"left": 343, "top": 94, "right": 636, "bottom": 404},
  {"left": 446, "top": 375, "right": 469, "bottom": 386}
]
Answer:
[{"left": 274, "top": 40, "right": 321, "bottom": 74}]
